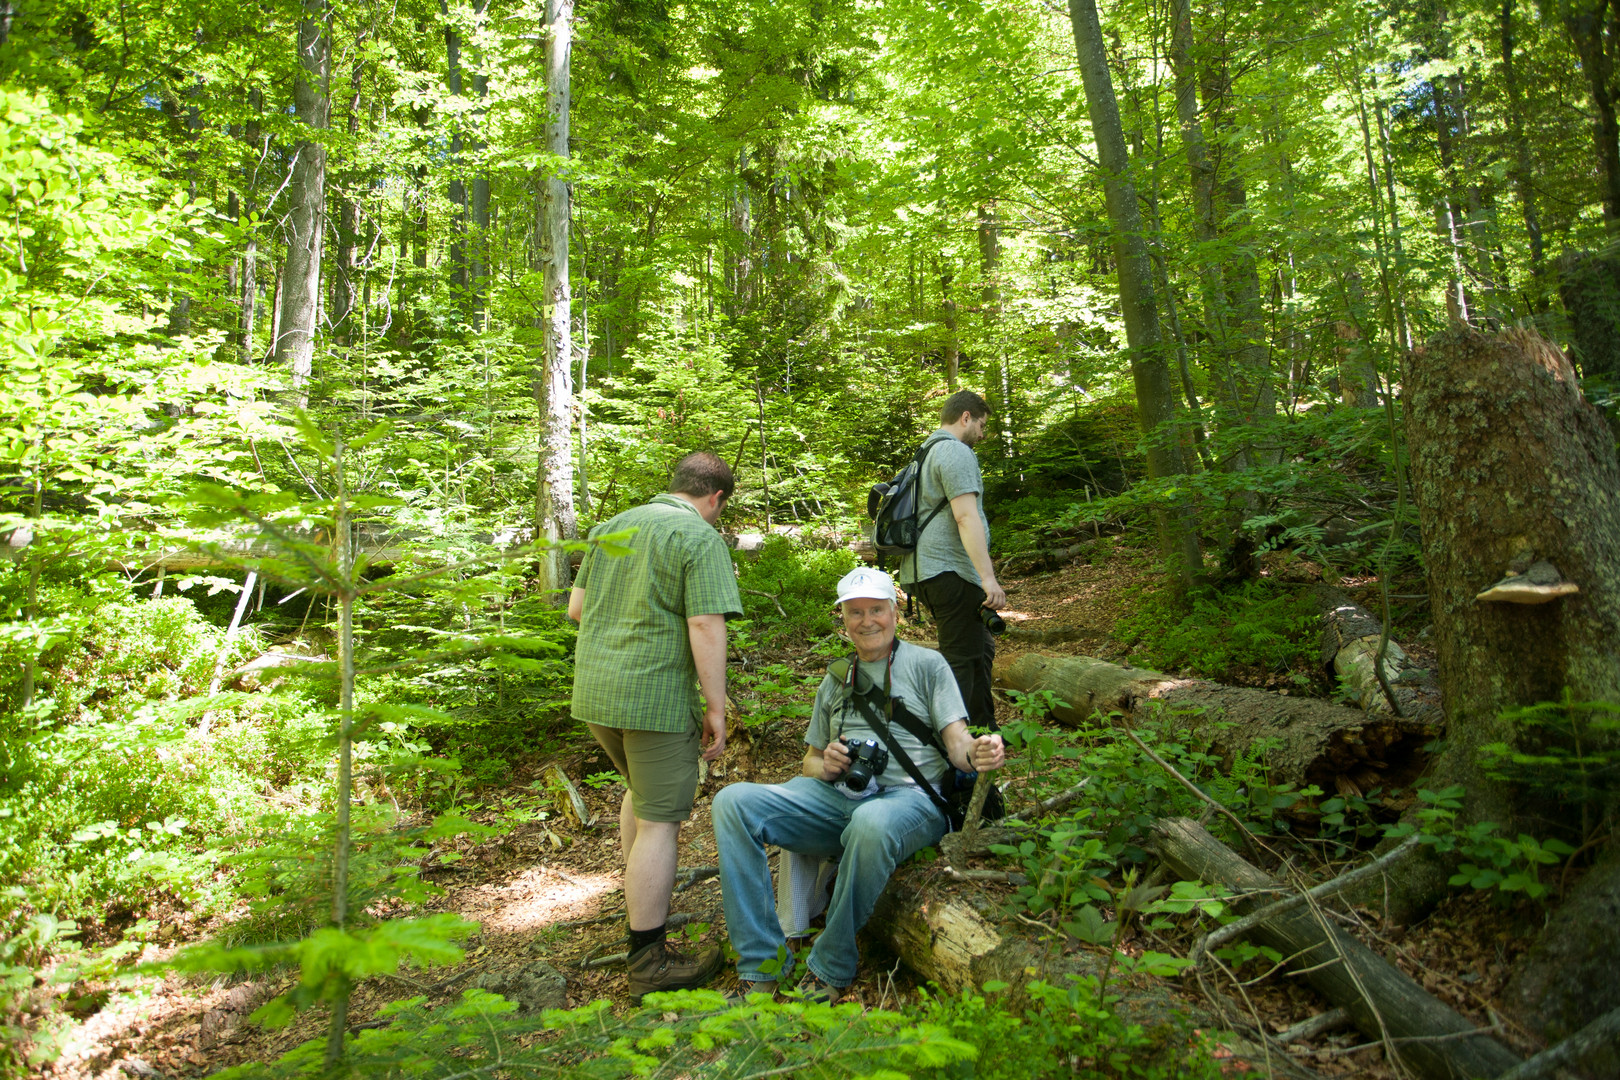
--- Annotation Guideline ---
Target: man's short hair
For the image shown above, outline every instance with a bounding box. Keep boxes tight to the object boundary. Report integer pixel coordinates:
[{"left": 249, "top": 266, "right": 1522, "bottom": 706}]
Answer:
[
  {"left": 940, "top": 390, "right": 992, "bottom": 424},
  {"left": 669, "top": 451, "right": 735, "bottom": 499}
]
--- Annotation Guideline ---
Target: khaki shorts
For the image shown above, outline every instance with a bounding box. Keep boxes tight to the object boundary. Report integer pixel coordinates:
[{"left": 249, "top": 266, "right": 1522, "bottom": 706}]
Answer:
[{"left": 587, "top": 722, "right": 701, "bottom": 823}]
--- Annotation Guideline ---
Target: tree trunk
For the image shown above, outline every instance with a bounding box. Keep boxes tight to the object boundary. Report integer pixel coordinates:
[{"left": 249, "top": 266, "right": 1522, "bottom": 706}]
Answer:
[
  {"left": 1505, "top": 842, "right": 1620, "bottom": 1059},
  {"left": 1406, "top": 327, "right": 1620, "bottom": 831},
  {"left": 995, "top": 652, "right": 1438, "bottom": 796},
  {"left": 1403, "top": 327, "right": 1620, "bottom": 1036},
  {"left": 1430, "top": 81, "right": 1471, "bottom": 324},
  {"left": 1068, "top": 0, "right": 1200, "bottom": 593},
  {"left": 533, "top": 0, "right": 577, "bottom": 595},
  {"left": 470, "top": 0, "right": 491, "bottom": 328},
  {"left": 331, "top": 55, "right": 364, "bottom": 345},
  {"left": 1565, "top": 1, "right": 1620, "bottom": 232},
  {"left": 938, "top": 259, "right": 959, "bottom": 391},
  {"left": 274, "top": 0, "right": 331, "bottom": 407},
  {"left": 445, "top": 1, "right": 469, "bottom": 298},
  {"left": 1153, "top": 818, "right": 1522, "bottom": 1080},
  {"left": 1500, "top": 0, "right": 1546, "bottom": 280},
  {"left": 240, "top": 89, "right": 263, "bottom": 362}
]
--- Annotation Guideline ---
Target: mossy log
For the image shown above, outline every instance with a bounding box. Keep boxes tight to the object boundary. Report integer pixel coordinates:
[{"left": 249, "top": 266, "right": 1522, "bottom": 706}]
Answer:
[
  {"left": 994, "top": 652, "right": 1438, "bottom": 796},
  {"left": 1153, "top": 817, "right": 1521, "bottom": 1080},
  {"left": 1312, "top": 587, "right": 1443, "bottom": 724}
]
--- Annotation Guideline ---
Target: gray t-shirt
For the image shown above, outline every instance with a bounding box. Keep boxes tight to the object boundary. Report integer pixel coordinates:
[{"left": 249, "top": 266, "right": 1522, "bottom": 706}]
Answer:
[
  {"left": 806, "top": 641, "right": 967, "bottom": 800},
  {"left": 898, "top": 430, "right": 990, "bottom": 586}
]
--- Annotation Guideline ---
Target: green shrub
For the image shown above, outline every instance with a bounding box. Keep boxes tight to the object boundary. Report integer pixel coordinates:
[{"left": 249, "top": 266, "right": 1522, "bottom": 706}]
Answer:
[
  {"left": 734, "top": 536, "right": 859, "bottom": 645},
  {"left": 0, "top": 590, "right": 332, "bottom": 930},
  {"left": 911, "top": 979, "right": 1224, "bottom": 1080},
  {"left": 1112, "top": 581, "right": 1320, "bottom": 686}
]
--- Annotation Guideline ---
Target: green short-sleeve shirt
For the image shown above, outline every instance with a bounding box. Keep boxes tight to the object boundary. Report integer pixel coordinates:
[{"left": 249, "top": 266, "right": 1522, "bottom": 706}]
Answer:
[{"left": 571, "top": 494, "right": 743, "bottom": 733}]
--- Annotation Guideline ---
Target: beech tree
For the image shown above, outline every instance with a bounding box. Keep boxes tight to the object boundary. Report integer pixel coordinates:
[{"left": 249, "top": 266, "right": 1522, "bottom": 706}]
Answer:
[{"left": 274, "top": 0, "right": 332, "bottom": 405}]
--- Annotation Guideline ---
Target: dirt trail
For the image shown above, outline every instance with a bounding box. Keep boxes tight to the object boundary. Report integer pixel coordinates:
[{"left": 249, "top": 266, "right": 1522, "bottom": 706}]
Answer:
[{"left": 42, "top": 548, "right": 1528, "bottom": 1079}]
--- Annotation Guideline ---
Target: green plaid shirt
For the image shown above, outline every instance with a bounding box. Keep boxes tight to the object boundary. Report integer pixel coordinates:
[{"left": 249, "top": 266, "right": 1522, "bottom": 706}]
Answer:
[{"left": 570, "top": 494, "right": 742, "bottom": 733}]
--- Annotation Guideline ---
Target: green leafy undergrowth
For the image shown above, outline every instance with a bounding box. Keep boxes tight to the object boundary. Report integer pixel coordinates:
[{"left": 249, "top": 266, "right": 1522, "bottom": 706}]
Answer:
[
  {"left": 212, "top": 988, "right": 976, "bottom": 1080},
  {"left": 912, "top": 978, "right": 1225, "bottom": 1080},
  {"left": 1112, "top": 580, "right": 1321, "bottom": 688},
  {"left": 0, "top": 587, "right": 331, "bottom": 926},
  {"left": 733, "top": 536, "right": 859, "bottom": 645}
]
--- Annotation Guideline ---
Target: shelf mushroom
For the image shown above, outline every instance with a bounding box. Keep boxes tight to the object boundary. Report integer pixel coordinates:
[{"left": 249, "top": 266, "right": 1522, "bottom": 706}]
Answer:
[{"left": 1476, "top": 559, "right": 1581, "bottom": 605}]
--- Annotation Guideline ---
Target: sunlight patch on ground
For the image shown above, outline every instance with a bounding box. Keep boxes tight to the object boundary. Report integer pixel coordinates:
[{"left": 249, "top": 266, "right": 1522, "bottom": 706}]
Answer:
[{"left": 461, "top": 868, "right": 620, "bottom": 934}]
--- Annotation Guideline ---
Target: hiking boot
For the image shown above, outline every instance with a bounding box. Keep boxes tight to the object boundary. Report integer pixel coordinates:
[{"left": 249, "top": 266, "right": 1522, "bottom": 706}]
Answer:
[
  {"left": 786, "top": 972, "right": 839, "bottom": 1004},
  {"left": 722, "top": 979, "right": 778, "bottom": 1006},
  {"left": 627, "top": 939, "right": 723, "bottom": 1005}
]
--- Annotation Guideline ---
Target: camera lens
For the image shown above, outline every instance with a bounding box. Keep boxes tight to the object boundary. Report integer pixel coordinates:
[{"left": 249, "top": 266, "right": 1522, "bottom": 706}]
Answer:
[
  {"left": 844, "top": 761, "right": 873, "bottom": 791},
  {"left": 979, "top": 607, "right": 1006, "bottom": 635}
]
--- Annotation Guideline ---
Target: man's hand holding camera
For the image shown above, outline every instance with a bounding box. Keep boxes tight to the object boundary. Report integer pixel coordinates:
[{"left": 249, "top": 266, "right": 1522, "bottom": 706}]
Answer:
[{"left": 820, "top": 738, "right": 853, "bottom": 782}]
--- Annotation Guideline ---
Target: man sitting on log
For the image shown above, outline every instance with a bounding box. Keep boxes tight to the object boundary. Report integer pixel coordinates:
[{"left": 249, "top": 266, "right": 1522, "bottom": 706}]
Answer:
[{"left": 711, "top": 567, "right": 1006, "bottom": 1002}]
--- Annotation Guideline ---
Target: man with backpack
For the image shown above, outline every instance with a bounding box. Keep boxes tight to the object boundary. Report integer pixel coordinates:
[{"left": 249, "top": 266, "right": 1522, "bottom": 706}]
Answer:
[
  {"left": 897, "top": 390, "right": 1004, "bottom": 733},
  {"left": 711, "top": 568, "right": 1006, "bottom": 1002}
]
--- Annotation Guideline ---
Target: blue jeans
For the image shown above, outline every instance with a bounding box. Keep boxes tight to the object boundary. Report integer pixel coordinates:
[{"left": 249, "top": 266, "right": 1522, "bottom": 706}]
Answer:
[{"left": 712, "top": 775, "right": 947, "bottom": 988}]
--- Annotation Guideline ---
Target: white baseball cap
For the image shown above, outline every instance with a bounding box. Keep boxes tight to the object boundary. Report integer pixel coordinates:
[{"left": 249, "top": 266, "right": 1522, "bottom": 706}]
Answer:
[{"left": 835, "top": 567, "right": 898, "bottom": 605}]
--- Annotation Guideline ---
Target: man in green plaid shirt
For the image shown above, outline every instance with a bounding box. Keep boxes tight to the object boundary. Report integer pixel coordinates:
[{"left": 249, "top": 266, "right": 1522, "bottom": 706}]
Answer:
[{"left": 567, "top": 451, "right": 742, "bottom": 1003}]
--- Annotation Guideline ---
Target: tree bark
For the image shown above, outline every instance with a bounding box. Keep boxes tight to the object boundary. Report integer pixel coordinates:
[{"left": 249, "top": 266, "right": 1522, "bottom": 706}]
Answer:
[
  {"left": 1406, "top": 328, "right": 1620, "bottom": 831},
  {"left": 1153, "top": 818, "right": 1522, "bottom": 1080},
  {"left": 1403, "top": 327, "right": 1620, "bottom": 1036},
  {"left": 330, "top": 54, "right": 364, "bottom": 345},
  {"left": 445, "top": 1, "right": 469, "bottom": 298},
  {"left": 1068, "top": 0, "right": 1200, "bottom": 593},
  {"left": 1564, "top": 0, "right": 1620, "bottom": 231},
  {"left": 1500, "top": 0, "right": 1546, "bottom": 279},
  {"left": 240, "top": 89, "right": 263, "bottom": 362},
  {"left": 995, "top": 652, "right": 1438, "bottom": 796},
  {"left": 534, "top": 0, "right": 577, "bottom": 596},
  {"left": 274, "top": 0, "right": 331, "bottom": 407}
]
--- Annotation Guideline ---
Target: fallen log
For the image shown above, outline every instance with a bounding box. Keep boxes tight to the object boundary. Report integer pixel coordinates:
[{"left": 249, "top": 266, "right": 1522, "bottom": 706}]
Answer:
[
  {"left": 995, "top": 652, "right": 1438, "bottom": 797},
  {"left": 1312, "top": 587, "right": 1443, "bottom": 724},
  {"left": 1153, "top": 817, "right": 1521, "bottom": 1080},
  {"left": 862, "top": 862, "right": 1328, "bottom": 1079}
]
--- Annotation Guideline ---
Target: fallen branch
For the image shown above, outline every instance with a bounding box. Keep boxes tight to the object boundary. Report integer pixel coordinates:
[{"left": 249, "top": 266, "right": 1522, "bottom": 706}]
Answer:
[
  {"left": 1119, "top": 721, "right": 1267, "bottom": 863},
  {"left": 1275, "top": 1007, "right": 1352, "bottom": 1045},
  {"left": 1495, "top": 1005, "right": 1620, "bottom": 1080},
  {"left": 740, "top": 587, "right": 788, "bottom": 617},
  {"left": 1154, "top": 817, "right": 1521, "bottom": 1080},
  {"left": 1189, "top": 833, "right": 1425, "bottom": 969},
  {"left": 675, "top": 865, "right": 719, "bottom": 892}
]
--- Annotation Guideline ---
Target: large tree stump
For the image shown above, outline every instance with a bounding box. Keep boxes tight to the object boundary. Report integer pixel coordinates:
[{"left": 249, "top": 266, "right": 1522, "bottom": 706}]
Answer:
[
  {"left": 1403, "top": 327, "right": 1620, "bottom": 1040},
  {"left": 994, "top": 652, "right": 1438, "bottom": 797},
  {"left": 1153, "top": 818, "right": 1521, "bottom": 1080}
]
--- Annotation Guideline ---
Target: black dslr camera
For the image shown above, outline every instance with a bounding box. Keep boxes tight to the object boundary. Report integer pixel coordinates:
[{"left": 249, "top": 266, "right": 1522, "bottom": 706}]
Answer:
[
  {"left": 978, "top": 607, "right": 1006, "bottom": 635},
  {"left": 842, "top": 739, "right": 890, "bottom": 792}
]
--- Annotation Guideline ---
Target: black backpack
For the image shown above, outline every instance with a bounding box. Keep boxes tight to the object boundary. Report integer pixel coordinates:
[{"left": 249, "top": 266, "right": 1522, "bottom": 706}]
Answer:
[{"left": 867, "top": 437, "right": 951, "bottom": 562}]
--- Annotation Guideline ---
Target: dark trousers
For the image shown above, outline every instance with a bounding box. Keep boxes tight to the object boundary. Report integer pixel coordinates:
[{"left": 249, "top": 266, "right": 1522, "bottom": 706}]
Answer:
[{"left": 912, "top": 571, "right": 997, "bottom": 732}]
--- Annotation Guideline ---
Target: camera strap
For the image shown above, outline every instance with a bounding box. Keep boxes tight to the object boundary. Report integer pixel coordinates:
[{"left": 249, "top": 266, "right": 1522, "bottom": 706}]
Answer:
[{"left": 848, "top": 686, "right": 954, "bottom": 822}]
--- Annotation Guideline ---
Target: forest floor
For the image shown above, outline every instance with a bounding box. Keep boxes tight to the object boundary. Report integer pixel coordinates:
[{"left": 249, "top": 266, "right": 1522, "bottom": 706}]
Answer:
[{"left": 45, "top": 542, "right": 1543, "bottom": 1080}]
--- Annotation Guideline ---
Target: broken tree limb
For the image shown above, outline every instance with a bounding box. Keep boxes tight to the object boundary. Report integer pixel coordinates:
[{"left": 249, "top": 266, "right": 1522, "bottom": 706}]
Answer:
[
  {"left": 1188, "top": 832, "right": 1425, "bottom": 969},
  {"left": 540, "top": 764, "right": 597, "bottom": 829},
  {"left": 1494, "top": 1004, "right": 1620, "bottom": 1080},
  {"left": 1312, "top": 587, "right": 1443, "bottom": 724},
  {"left": 1153, "top": 817, "right": 1521, "bottom": 1080},
  {"left": 995, "top": 652, "right": 1439, "bottom": 798}
]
